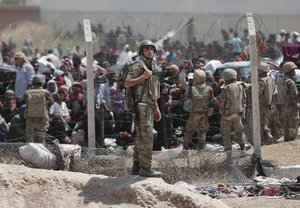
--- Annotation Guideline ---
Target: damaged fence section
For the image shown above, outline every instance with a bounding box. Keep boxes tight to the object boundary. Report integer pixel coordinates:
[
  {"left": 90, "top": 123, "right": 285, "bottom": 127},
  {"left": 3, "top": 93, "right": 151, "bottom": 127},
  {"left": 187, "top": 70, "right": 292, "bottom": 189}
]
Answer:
[{"left": 0, "top": 142, "right": 253, "bottom": 187}]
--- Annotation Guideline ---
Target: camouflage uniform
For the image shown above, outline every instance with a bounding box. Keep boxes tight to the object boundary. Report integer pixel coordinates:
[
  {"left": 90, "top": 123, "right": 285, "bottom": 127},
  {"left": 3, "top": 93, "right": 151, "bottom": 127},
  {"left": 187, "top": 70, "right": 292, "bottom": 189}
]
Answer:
[
  {"left": 125, "top": 40, "right": 161, "bottom": 177},
  {"left": 218, "top": 68, "right": 246, "bottom": 151},
  {"left": 239, "top": 82, "right": 252, "bottom": 144},
  {"left": 280, "top": 62, "right": 299, "bottom": 141},
  {"left": 20, "top": 75, "right": 53, "bottom": 144},
  {"left": 26, "top": 117, "right": 49, "bottom": 143},
  {"left": 258, "top": 62, "right": 276, "bottom": 145},
  {"left": 183, "top": 70, "right": 214, "bottom": 150}
]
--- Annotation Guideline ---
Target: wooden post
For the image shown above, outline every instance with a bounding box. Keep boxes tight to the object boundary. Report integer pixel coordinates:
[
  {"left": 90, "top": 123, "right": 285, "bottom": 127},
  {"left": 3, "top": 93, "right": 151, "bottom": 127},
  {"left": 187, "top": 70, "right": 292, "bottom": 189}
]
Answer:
[
  {"left": 247, "top": 13, "right": 261, "bottom": 157},
  {"left": 83, "top": 19, "right": 96, "bottom": 148}
]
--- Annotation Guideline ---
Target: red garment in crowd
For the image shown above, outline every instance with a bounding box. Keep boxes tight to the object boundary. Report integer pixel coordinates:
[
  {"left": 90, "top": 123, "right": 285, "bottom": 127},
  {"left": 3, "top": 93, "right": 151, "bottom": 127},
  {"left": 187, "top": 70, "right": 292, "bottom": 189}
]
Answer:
[
  {"left": 281, "top": 45, "right": 300, "bottom": 61},
  {"left": 55, "top": 76, "right": 65, "bottom": 88}
]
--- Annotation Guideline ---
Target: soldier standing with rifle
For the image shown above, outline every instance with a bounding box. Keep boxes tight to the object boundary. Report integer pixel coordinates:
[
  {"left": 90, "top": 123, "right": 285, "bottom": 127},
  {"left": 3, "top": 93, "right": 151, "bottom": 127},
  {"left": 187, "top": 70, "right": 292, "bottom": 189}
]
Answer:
[{"left": 124, "top": 40, "right": 162, "bottom": 177}]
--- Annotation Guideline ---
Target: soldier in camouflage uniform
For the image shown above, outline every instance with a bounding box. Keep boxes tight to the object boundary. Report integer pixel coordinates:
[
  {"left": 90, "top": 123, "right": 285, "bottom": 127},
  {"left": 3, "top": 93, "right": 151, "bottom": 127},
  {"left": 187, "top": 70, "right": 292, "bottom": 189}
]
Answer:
[
  {"left": 124, "top": 40, "right": 162, "bottom": 177},
  {"left": 19, "top": 75, "right": 53, "bottom": 144},
  {"left": 258, "top": 62, "right": 276, "bottom": 145},
  {"left": 183, "top": 70, "right": 214, "bottom": 151},
  {"left": 280, "top": 62, "right": 299, "bottom": 141},
  {"left": 218, "top": 68, "right": 246, "bottom": 153}
]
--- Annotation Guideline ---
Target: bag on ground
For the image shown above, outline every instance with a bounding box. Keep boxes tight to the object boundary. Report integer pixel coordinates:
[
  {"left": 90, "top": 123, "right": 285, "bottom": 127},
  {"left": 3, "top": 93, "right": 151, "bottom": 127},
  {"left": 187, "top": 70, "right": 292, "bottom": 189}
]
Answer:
[{"left": 19, "top": 143, "right": 57, "bottom": 169}]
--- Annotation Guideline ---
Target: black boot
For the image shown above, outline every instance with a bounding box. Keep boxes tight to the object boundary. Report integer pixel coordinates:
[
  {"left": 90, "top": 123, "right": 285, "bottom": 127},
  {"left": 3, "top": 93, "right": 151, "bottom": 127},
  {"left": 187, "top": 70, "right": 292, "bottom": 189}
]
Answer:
[
  {"left": 240, "top": 143, "right": 245, "bottom": 151},
  {"left": 130, "top": 161, "right": 140, "bottom": 175}
]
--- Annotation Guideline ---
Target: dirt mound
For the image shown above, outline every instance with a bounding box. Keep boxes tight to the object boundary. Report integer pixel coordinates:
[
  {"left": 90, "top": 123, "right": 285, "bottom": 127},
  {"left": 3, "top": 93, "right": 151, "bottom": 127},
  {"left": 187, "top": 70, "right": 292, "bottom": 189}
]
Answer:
[
  {"left": 261, "top": 139, "right": 300, "bottom": 166},
  {"left": 0, "top": 163, "right": 228, "bottom": 208},
  {"left": 0, "top": 139, "right": 299, "bottom": 207}
]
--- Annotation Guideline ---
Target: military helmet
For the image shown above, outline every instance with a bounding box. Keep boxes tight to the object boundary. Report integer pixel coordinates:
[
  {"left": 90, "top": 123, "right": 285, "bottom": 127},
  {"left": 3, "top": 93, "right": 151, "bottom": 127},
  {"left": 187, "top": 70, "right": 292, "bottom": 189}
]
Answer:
[
  {"left": 258, "top": 62, "right": 270, "bottom": 73},
  {"left": 138, "top": 40, "right": 156, "bottom": 55},
  {"left": 222, "top": 68, "right": 237, "bottom": 81},
  {"left": 282, "top": 62, "right": 298, "bottom": 74},
  {"left": 193, "top": 69, "right": 206, "bottom": 83},
  {"left": 32, "top": 75, "right": 45, "bottom": 85}
]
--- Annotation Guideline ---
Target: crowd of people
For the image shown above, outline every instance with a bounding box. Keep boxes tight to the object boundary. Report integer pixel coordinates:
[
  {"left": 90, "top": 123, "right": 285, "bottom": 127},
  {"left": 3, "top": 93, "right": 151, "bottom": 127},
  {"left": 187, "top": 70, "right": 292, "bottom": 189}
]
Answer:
[{"left": 0, "top": 24, "right": 299, "bottom": 157}]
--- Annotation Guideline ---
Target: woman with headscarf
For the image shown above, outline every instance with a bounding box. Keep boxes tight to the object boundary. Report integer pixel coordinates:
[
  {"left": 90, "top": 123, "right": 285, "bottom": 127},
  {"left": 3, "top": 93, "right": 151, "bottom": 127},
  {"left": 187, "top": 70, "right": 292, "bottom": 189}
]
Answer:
[{"left": 46, "top": 79, "right": 58, "bottom": 97}]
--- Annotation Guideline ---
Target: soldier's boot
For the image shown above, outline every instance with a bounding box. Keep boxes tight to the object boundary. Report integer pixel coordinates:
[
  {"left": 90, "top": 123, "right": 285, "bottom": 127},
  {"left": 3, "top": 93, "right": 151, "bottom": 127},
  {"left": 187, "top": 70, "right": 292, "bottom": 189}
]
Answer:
[
  {"left": 224, "top": 151, "right": 233, "bottom": 165},
  {"left": 183, "top": 142, "right": 189, "bottom": 150},
  {"left": 264, "top": 131, "right": 274, "bottom": 145},
  {"left": 286, "top": 128, "right": 297, "bottom": 141},
  {"left": 139, "top": 168, "right": 162, "bottom": 177},
  {"left": 35, "top": 131, "right": 46, "bottom": 145},
  {"left": 130, "top": 161, "right": 140, "bottom": 175},
  {"left": 283, "top": 131, "right": 290, "bottom": 142},
  {"left": 195, "top": 133, "right": 206, "bottom": 151},
  {"left": 239, "top": 143, "right": 247, "bottom": 157},
  {"left": 284, "top": 130, "right": 295, "bottom": 141},
  {"left": 195, "top": 142, "right": 206, "bottom": 151},
  {"left": 240, "top": 143, "right": 245, "bottom": 151}
]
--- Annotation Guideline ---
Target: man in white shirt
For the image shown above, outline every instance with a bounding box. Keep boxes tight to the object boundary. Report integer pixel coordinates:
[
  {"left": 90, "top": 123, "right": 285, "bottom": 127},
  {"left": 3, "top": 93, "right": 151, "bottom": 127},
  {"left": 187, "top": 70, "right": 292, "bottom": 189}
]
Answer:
[{"left": 49, "top": 94, "right": 71, "bottom": 143}]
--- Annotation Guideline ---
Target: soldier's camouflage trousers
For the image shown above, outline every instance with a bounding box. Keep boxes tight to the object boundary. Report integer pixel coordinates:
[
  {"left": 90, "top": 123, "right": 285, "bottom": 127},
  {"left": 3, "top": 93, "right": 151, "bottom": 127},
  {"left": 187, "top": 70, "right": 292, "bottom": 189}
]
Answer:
[
  {"left": 183, "top": 112, "right": 209, "bottom": 150},
  {"left": 260, "top": 106, "right": 274, "bottom": 145},
  {"left": 282, "top": 106, "right": 299, "bottom": 141},
  {"left": 244, "top": 105, "right": 283, "bottom": 145},
  {"left": 26, "top": 118, "right": 48, "bottom": 144},
  {"left": 221, "top": 113, "right": 245, "bottom": 151},
  {"left": 133, "top": 103, "right": 154, "bottom": 170}
]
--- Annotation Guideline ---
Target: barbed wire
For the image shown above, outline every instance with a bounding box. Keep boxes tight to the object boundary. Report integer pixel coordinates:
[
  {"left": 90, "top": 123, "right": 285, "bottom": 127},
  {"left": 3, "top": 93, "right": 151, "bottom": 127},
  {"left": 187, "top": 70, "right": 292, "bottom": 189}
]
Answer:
[
  {"left": 0, "top": 14, "right": 286, "bottom": 75},
  {"left": 0, "top": 14, "right": 270, "bottom": 52}
]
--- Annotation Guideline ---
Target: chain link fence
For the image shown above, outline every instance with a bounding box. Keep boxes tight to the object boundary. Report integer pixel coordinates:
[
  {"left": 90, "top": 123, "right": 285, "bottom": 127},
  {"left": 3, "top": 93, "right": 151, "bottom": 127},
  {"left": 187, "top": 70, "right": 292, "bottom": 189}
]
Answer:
[
  {"left": 0, "top": 13, "right": 282, "bottom": 188},
  {"left": 0, "top": 142, "right": 254, "bottom": 187}
]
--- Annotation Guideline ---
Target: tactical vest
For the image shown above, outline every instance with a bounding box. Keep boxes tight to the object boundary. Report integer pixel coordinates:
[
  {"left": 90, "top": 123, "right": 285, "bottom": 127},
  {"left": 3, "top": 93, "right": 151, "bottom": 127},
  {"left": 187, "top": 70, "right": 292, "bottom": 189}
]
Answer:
[
  {"left": 124, "top": 59, "right": 160, "bottom": 112},
  {"left": 223, "top": 82, "right": 244, "bottom": 114},
  {"left": 132, "top": 60, "right": 160, "bottom": 104},
  {"left": 26, "top": 89, "right": 48, "bottom": 119},
  {"left": 190, "top": 83, "right": 212, "bottom": 113},
  {"left": 284, "top": 78, "right": 298, "bottom": 107},
  {"left": 277, "top": 77, "right": 290, "bottom": 105},
  {"left": 259, "top": 76, "right": 274, "bottom": 106}
]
